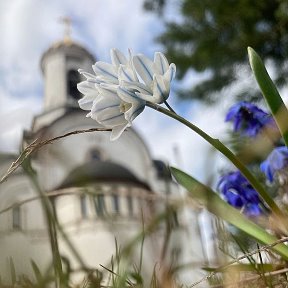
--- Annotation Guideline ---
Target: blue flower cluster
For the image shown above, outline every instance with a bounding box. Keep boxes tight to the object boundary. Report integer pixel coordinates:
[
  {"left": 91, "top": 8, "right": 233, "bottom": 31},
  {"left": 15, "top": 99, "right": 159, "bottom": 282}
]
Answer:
[
  {"left": 217, "top": 171, "right": 262, "bottom": 216},
  {"left": 218, "top": 101, "right": 288, "bottom": 216},
  {"left": 260, "top": 146, "right": 288, "bottom": 182},
  {"left": 225, "top": 101, "right": 274, "bottom": 137}
]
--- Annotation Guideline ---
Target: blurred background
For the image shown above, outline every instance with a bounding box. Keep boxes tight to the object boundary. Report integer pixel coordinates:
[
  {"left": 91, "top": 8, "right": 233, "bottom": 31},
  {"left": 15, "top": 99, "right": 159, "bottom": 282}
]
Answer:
[{"left": 1, "top": 0, "right": 288, "bottom": 285}]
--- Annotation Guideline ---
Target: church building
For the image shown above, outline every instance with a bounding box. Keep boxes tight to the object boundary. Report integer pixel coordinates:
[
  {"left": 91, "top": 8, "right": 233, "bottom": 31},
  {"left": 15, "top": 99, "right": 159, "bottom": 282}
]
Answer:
[{"left": 0, "top": 29, "right": 210, "bottom": 285}]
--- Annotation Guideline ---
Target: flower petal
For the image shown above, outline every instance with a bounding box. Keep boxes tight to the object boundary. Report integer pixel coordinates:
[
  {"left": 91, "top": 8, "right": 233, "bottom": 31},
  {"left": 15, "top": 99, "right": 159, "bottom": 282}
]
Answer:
[
  {"left": 117, "top": 87, "right": 145, "bottom": 104},
  {"left": 164, "top": 63, "right": 176, "bottom": 83},
  {"left": 152, "top": 74, "right": 169, "bottom": 103},
  {"left": 110, "top": 48, "right": 128, "bottom": 67},
  {"left": 94, "top": 86, "right": 121, "bottom": 110},
  {"left": 135, "top": 92, "right": 155, "bottom": 102},
  {"left": 118, "top": 64, "right": 138, "bottom": 82},
  {"left": 77, "top": 80, "right": 95, "bottom": 94},
  {"left": 78, "top": 93, "right": 98, "bottom": 111},
  {"left": 94, "top": 106, "right": 126, "bottom": 126},
  {"left": 78, "top": 69, "right": 96, "bottom": 80},
  {"left": 92, "top": 62, "right": 118, "bottom": 82},
  {"left": 125, "top": 102, "right": 145, "bottom": 123},
  {"left": 154, "top": 52, "right": 169, "bottom": 75},
  {"left": 110, "top": 123, "right": 130, "bottom": 141},
  {"left": 120, "top": 80, "right": 152, "bottom": 95},
  {"left": 133, "top": 54, "right": 155, "bottom": 86}
]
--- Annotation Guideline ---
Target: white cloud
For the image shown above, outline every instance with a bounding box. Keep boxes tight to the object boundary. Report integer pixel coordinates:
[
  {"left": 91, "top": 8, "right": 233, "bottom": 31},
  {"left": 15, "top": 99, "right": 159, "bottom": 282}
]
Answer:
[{"left": 0, "top": 86, "right": 42, "bottom": 151}]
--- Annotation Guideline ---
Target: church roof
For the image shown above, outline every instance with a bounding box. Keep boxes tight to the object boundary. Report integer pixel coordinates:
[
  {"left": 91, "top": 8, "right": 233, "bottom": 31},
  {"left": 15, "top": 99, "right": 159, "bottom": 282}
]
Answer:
[
  {"left": 40, "top": 39, "right": 95, "bottom": 73},
  {"left": 59, "top": 160, "right": 150, "bottom": 190}
]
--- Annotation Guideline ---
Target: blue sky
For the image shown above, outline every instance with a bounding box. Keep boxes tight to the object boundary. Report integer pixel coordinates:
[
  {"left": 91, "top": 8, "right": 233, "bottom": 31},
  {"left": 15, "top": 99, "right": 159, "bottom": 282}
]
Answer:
[{"left": 0, "top": 0, "right": 231, "bottom": 183}]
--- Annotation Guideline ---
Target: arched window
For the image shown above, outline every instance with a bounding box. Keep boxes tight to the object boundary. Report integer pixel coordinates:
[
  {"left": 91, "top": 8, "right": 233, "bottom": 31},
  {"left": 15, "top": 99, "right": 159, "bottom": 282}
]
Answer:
[
  {"left": 12, "top": 206, "right": 21, "bottom": 230},
  {"left": 67, "top": 69, "right": 82, "bottom": 100},
  {"left": 127, "top": 195, "right": 133, "bottom": 216},
  {"left": 153, "top": 160, "right": 171, "bottom": 179},
  {"left": 94, "top": 194, "right": 106, "bottom": 217},
  {"left": 80, "top": 195, "right": 88, "bottom": 219},
  {"left": 90, "top": 149, "right": 102, "bottom": 161},
  {"left": 112, "top": 194, "right": 120, "bottom": 214}
]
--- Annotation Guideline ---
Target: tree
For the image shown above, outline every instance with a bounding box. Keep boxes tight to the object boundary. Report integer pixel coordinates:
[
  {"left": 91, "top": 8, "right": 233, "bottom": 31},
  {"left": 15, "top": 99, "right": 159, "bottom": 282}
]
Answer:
[{"left": 144, "top": 0, "right": 288, "bottom": 102}]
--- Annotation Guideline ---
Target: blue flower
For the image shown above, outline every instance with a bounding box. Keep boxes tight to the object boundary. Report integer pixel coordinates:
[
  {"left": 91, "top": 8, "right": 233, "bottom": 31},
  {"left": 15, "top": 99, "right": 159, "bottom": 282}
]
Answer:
[
  {"left": 225, "top": 101, "right": 274, "bottom": 137},
  {"left": 217, "top": 171, "right": 263, "bottom": 216},
  {"left": 260, "top": 146, "right": 288, "bottom": 182}
]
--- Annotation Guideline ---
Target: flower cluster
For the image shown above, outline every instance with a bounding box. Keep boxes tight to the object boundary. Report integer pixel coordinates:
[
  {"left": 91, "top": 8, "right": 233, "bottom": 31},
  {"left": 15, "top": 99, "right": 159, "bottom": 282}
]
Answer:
[
  {"left": 217, "top": 171, "right": 263, "bottom": 216},
  {"left": 260, "top": 146, "right": 288, "bottom": 182},
  {"left": 225, "top": 101, "right": 274, "bottom": 137},
  {"left": 218, "top": 101, "right": 279, "bottom": 215},
  {"left": 219, "top": 101, "right": 288, "bottom": 215},
  {"left": 77, "top": 49, "right": 176, "bottom": 140}
]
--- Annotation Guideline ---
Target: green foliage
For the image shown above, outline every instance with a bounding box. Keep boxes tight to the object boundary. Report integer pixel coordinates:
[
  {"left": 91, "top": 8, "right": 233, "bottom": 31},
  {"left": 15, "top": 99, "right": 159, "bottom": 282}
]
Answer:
[
  {"left": 30, "top": 261, "right": 43, "bottom": 285},
  {"left": 248, "top": 47, "right": 288, "bottom": 146},
  {"left": 144, "top": 0, "right": 288, "bottom": 102},
  {"left": 143, "top": 0, "right": 166, "bottom": 14},
  {"left": 170, "top": 166, "right": 288, "bottom": 260}
]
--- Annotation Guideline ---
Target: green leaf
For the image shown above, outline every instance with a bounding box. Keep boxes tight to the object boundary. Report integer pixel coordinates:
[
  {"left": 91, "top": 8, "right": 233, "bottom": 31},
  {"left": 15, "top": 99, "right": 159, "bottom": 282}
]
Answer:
[
  {"left": 170, "top": 167, "right": 288, "bottom": 260},
  {"left": 202, "top": 263, "right": 274, "bottom": 272},
  {"left": 248, "top": 47, "right": 288, "bottom": 146},
  {"left": 30, "top": 260, "right": 43, "bottom": 284}
]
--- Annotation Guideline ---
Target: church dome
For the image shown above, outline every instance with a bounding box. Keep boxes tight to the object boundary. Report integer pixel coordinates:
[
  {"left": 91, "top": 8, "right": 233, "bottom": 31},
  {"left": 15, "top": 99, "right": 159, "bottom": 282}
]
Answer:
[
  {"left": 40, "top": 39, "right": 95, "bottom": 73},
  {"left": 40, "top": 36, "right": 96, "bottom": 111},
  {"left": 59, "top": 160, "right": 150, "bottom": 190}
]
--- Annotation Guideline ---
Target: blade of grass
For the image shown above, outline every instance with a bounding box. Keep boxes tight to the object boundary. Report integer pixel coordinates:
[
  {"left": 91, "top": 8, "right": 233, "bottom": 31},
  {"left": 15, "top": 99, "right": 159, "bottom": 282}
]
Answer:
[
  {"left": 170, "top": 167, "right": 288, "bottom": 260},
  {"left": 248, "top": 47, "right": 288, "bottom": 146}
]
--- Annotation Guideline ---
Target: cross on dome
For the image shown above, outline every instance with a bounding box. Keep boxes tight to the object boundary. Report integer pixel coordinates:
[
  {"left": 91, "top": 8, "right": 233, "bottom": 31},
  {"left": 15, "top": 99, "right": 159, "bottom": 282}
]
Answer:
[{"left": 59, "top": 16, "right": 73, "bottom": 43}]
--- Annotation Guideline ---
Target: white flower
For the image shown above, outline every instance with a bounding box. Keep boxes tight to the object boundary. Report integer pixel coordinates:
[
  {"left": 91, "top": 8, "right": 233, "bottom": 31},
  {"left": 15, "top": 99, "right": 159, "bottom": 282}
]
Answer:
[
  {"left": 77, "top": 49, "right": 145, "bottom": 140},
  {"left": 77, "top": 70, "right": 100, "bottom": 112},
  {"left": 121, "top": 52, "right": 176, "bottom": 104},
  {"left": 77, "top": 48, "right": 176, "bottom": 140},
  {"left": 78, "top": 48, "right": 132, "bottom": 113},
  {"left": 90, "top": 84, "right": 145, "bottom": 141}
]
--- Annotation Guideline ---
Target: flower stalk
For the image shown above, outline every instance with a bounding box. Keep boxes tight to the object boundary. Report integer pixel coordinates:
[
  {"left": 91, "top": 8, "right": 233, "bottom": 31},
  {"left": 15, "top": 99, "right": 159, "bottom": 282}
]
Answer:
[{"left": 146, "top": 102, "right": 283, "bottom": 218}]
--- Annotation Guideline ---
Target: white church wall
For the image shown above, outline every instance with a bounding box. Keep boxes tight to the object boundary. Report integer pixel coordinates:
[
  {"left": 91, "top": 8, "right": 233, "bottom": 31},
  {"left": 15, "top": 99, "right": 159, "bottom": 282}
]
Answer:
[
  {"left": 43, "top": 52, "right": 67, "bottom": 110},
  {"left": 0, "top": 174, "right": 54, "bottom": 282},
  {"left": 52, "top": 185, "right": 161, "bottom": 284},
  {"left": 31, "top": 112, "right": 155, "bottom": 191}
]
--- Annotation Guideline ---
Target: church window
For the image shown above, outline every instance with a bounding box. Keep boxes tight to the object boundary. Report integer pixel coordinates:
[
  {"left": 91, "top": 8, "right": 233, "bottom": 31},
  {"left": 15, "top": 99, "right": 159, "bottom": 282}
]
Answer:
[
  {"left": 80, "top": 195, "right": 88, "bottom": 219},
  {"left": 112, "top": 194, "right": 119, "bottom": 214},
  {"left": 12, "top": 206, "right": 21, "bottom": 230},
  {"left": 94, "top": 194, "right": 106, "bottom": 217},
  {"left": 127, "top": 195, "right": 133, "bottom": 216},
  {"left": 153, "top": 160, "right": 171, "bottom": 179},
  {"left": 67, "top": 69, "right": 82, "bottom": 100},
  {"left": 90, "top": 149, "right": 102, "bottom": 161}
]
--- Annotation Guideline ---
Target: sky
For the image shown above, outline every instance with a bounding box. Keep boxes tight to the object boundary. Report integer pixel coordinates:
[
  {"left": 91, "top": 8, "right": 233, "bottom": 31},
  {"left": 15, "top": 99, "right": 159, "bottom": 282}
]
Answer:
[{"left": 0, "top": 0, "right": 231, "bottom": 184}]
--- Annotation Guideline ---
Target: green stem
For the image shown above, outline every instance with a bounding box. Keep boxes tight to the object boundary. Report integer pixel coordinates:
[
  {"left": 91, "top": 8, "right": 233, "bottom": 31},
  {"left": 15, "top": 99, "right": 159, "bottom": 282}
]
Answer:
[
  {"left": 164, "top": 100, "right": 176, "bottom": 113},
  {"left": 147, "top": 102, "right": 283, "bottom": 217}
]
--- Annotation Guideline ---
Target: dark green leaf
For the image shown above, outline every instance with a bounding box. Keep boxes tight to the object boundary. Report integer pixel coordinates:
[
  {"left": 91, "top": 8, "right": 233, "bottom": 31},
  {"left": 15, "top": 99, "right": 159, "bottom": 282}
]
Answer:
[
  {"left": 248, "top": 47, "right": 288, "bottom": 146},
  {"left": 170, "top": 167, "right": 288, "bottom": 260}
]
